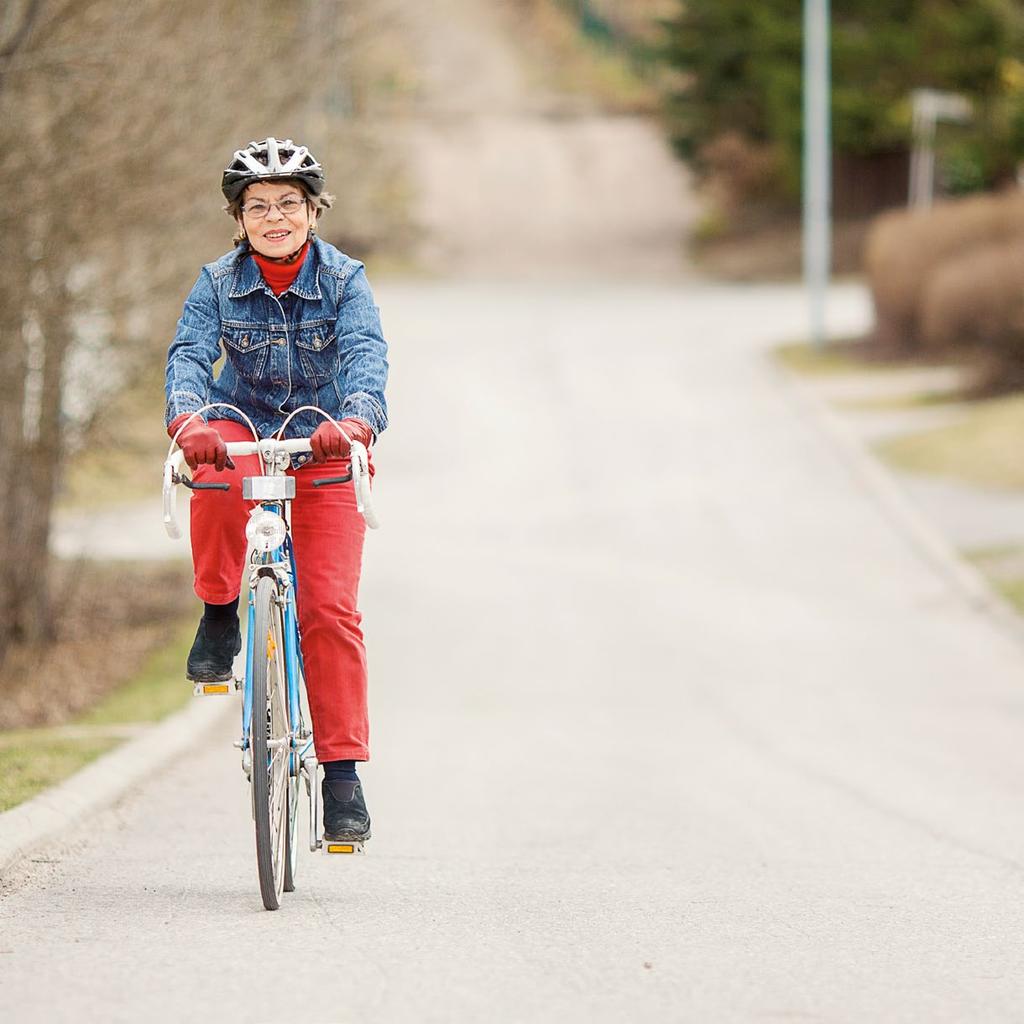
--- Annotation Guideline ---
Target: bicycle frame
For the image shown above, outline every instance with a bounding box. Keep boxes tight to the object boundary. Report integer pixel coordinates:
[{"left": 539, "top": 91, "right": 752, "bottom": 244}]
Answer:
[
  {"left": 240, "top": 507, "right": 309, "bottom": 762},
  {"left": 239, "top": 492, "right": 321, "bottom": 856}
]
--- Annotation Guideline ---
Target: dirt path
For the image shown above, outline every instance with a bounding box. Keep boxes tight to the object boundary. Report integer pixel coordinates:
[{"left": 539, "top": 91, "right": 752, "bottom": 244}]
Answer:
[{"left": 377, "top": 0, "right": 698, "bottom": 278}]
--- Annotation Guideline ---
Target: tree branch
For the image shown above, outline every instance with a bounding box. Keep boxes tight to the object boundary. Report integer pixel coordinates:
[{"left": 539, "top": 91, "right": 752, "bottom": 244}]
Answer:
[{"left": 1, "top": 0, "right": 44, "bottom": 59}]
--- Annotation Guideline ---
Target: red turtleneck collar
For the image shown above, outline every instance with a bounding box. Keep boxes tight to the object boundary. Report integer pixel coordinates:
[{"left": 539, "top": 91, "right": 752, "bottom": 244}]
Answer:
[{"left": 251, "top": 241, "right": 310, "bottom": 296}]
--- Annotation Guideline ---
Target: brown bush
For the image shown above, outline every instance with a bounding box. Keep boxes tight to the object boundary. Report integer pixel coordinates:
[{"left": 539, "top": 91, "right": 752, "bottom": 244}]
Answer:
[
  {"left": 863, "top": 191, "right": 1024, "bottom": 351},
  {"left": 699, "top": 132, "right": 787, "bottom": 215},
  {"left": 919, "top": 239, "right": 1024, "bottom": 389}
]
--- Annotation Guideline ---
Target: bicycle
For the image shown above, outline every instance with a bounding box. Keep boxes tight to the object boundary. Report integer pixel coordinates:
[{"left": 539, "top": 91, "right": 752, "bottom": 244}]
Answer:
[{"left": 162, "top": 403, "right": 379, "bottom": 910}]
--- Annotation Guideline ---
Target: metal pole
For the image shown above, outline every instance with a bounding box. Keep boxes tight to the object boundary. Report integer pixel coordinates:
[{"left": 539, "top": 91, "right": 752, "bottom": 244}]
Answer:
[
  {"left": 908, "top": 90, "right": 971, "bottom": 209},
  {"left": 803, "top": 0, "right": 831, "bottom": 348},
  {"left": 920, "top": 122, "right": 936, "bottom": 208}
]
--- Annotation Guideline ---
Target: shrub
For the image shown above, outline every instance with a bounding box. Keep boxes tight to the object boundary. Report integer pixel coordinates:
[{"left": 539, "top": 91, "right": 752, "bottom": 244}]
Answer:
[
  {"left": 863, "top": 191, "right": 1024, "bottom": 351},
  {"left": 919, "top": 238, "right": 1024, "bottom": 389},
  {"left": 698, "top": 132, "right": 787, "bottom": 215},
  {"left": 661, "top": 1, "right": 1021, "bottom": 205}
]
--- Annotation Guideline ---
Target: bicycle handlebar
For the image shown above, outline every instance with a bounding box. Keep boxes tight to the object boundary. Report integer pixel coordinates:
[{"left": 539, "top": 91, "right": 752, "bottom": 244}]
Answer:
[{"left": 162, "top": 437, "right": 379, "bottom": 539}]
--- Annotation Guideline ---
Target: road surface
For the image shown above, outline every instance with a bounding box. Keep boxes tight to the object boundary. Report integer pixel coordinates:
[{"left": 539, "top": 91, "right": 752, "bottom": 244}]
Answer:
[{"left": 7, "top": 280, "right": 1024, "bottom": 1022}]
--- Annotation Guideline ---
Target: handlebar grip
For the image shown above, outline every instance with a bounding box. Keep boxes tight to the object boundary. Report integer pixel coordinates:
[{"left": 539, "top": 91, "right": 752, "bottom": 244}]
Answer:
[
  {"left": 349, "top": 442, "right": 379, "bottom": 529},
  {"left": 312, "top": 474, "right": 353, "bottom": 487}
]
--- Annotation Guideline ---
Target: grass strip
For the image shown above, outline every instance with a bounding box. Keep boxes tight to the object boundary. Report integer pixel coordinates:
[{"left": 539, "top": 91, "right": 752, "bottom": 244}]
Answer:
[
  {"left": 772, "top": 337, "right": 963, "bottom": 378},
  {"left": 836, "top": 390, "right": 966, "bottom": 413},
  {"left": 0, "top": 737, "right": 122, "bottom": 813},
  {"left": 992, "top": 577, "right": 1024, "bottom": 614},
  {"left": 875, "top": 393, "right": 1024, "bottom": 490},
  {"left": 964, "top": 545, "right": 1024, "bottom": 615},
  {"left": 0, "top": 620, "right": 195, "bottom": 813},
  {"left": 773, "top": 338, "right": 893, "bottom": 376}
]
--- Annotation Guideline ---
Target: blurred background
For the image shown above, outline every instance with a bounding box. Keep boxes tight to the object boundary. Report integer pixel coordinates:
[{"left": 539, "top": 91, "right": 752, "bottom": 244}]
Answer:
[{"left": 4, "top": 0, "right": 1024, "bottom": 804}]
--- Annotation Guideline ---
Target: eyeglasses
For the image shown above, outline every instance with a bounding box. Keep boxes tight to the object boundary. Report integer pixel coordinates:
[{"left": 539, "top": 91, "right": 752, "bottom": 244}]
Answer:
[{"left": 240, "top": 196, "right": 307, "bottom": 219}]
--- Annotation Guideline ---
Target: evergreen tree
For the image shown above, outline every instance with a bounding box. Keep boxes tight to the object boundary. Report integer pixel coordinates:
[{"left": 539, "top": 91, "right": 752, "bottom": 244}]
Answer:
[{"left": 662, "top": 0, "right": 1022, "bottom": 201}]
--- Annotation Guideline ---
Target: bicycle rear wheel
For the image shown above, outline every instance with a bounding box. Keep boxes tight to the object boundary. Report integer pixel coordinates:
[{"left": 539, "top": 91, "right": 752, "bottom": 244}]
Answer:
[{"left": 251, "top": 575, "right": 291, "bottom": 911}]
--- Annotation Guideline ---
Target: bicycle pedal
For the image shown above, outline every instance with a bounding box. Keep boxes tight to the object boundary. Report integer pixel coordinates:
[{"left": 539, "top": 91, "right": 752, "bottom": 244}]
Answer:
[
  {"left": 323, "top": 839, "right": 365, "bottom": 855},
  {"left": 192, "top": 680, "right": 235, "bottom": 696}
]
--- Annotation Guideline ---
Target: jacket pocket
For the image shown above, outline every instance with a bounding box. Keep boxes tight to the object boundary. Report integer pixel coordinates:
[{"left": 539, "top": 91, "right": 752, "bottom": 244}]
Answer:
[
  {"left": 295, "top": 326, "right": 340, "bottom": 386},
  {"left": 221, "top": 328, "right": 271, "bottom": 383}
]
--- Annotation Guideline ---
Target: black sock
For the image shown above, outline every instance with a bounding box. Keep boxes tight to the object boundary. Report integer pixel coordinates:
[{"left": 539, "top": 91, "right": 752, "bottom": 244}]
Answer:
[
  {"left": 204, "top": 597, "right": 239, "bottom": 623},
  {"left": 323, "top": 760, "right": 359, "bottom": 783}
]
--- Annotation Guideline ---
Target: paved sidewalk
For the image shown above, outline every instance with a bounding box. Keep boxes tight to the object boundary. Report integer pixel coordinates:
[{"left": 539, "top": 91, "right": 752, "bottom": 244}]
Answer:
[{"left": 800, "top": 365, "right": 1024, "bottom": 551}]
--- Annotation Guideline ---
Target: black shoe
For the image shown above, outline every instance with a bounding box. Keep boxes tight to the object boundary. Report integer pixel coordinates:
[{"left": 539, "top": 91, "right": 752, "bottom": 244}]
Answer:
[
  {"left": 322, "top": 779, "right": 372, "bottom": 842},
  {"left": 186, "top": 615, "right": 242, "bottom": 682}
]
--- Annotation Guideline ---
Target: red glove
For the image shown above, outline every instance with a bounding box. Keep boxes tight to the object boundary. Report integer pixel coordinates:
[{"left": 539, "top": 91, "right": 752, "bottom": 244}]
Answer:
[
  {"left": 310, "top": 418, "right": 373, "bottom": 463},
  {"left": 168, "top": 413, "right": 232, "bottom": 472}
]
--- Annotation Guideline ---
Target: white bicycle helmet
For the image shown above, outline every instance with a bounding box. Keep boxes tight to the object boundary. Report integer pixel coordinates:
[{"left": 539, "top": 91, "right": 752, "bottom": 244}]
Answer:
[{"left": 222, "top": 137, "right": 325, "bottom": 202}]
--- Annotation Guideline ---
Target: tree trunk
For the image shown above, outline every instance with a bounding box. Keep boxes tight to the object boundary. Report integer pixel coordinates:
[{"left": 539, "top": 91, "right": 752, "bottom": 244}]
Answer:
[
  {"left": 7, "top": 246, "right": 71, "bottom": 647},
  {"left": 0, "top": 202, "right": 32, "bottom": 660}
]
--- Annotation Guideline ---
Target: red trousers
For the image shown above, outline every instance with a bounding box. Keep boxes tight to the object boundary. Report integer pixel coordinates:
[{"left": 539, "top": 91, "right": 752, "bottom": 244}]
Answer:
[{"left": 191, "top": 420, "right": 370, "bottom": 762}]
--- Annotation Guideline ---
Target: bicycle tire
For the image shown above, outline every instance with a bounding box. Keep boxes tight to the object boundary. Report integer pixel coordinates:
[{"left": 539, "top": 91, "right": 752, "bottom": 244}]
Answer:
[
  {"left": 283, "top": 775, "right": 299, "bottom": 892},
  {"left": 251, "top": 575, "right": 290, "bottom": 911}
]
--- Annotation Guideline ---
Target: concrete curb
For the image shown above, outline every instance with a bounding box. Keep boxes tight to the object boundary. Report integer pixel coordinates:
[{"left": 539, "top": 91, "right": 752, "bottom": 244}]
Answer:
[
  {"left": 773, "top": 356, "right": 1024, "bottom": 647},
  {"left": 0, "top": 694, "right": 233, "bottom": 878}
]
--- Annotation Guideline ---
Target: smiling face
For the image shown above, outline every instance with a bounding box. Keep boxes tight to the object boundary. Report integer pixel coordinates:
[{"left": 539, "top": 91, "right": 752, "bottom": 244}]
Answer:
[{"left": 238, "top": 180, "right": 313, "bottom": 258}]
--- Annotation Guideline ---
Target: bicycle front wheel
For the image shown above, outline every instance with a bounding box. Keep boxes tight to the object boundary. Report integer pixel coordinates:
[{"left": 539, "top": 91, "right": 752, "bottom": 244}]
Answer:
[{"left": 251, "top": 575, "right": 291, "bottom": 911}]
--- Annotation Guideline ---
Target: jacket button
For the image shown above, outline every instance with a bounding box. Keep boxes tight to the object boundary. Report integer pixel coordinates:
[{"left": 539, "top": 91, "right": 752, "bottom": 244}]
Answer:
[
  {"left": 272, "top": 337, "right": 285, "bottom": 345},
  {"left": 240, "top": 339, "right": 249, "bottom": 348}
]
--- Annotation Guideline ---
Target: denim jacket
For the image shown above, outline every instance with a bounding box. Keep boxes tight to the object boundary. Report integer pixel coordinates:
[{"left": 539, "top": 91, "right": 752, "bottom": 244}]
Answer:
[{"left": 165, "top": 237, "right": 388, "bottom": 466}]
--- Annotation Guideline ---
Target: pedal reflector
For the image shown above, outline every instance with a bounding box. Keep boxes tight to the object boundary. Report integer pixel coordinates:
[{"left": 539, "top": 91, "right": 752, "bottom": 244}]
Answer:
[
  {"left": 325, "top": 841, "right": 364, "bottom": 855},
  {"left": 193, "top": 682, "right": 231, "bottom": 696}
]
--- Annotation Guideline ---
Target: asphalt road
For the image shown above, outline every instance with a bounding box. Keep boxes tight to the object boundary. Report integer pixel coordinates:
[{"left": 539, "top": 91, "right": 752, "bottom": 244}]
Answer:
[{"left": 6, "top": 280, "right": 1024, "bottom": 1022}]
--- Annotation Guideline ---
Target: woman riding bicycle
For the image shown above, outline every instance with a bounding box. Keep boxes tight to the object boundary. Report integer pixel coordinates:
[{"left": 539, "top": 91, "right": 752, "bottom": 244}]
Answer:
[{"left": 164, "top": 137, "right": 387, "bottom": 845}]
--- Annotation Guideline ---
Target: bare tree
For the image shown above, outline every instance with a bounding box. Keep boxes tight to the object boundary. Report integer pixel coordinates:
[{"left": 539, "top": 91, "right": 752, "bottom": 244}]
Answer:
[{"left": 0, "top": 0, "right": 329, "bottom": 659}]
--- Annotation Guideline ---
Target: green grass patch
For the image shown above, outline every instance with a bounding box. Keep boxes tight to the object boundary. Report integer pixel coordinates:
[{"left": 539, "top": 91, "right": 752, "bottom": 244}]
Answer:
[
  {"left": 0, "top": 736, "right": 122, "bottom": 813},
  {"left": 964, "top": 542, "right": 1024, "bottom": 566},
  {"left": 772, "top": 337, "right": 968, "bottom": 378},
  {"left": 874, "top": 393, "right": 1024, "bottom": 490},
  {"left": 836, "top": 389, "right": 966, "bottom": 413},
  {"left": 992, "top": 577, "right": 1024, "bottom": 614},
  {"left": 0, "top": 619, "right": 195, "bottom": 813},
  {"left": 773, "top": 338, "right": 892, "bottom": 376},
  {"left": 963, "top": 545, "right": 1024, "bottom": 614}
]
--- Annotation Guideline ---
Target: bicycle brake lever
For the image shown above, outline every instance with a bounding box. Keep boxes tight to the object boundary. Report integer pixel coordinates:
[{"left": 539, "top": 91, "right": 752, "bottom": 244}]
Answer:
[
  {"left": 173, "top": 471, "right": 231, "bottom": 492},
  {"left": 312, "top": 473, "right": 353, "bottom": 487}
]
